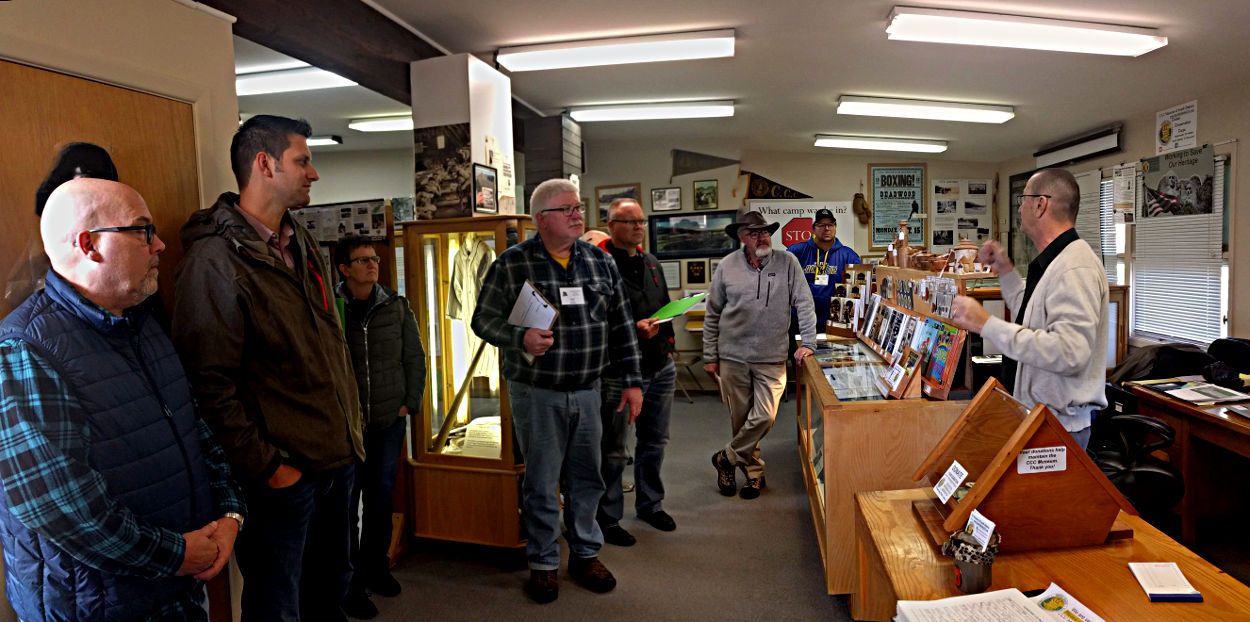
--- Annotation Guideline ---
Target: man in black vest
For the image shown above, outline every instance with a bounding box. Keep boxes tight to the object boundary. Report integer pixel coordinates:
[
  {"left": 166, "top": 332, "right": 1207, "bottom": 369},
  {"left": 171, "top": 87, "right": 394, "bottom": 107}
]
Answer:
[
  {"left": 0, "top": 179, "right": 244, "bottom": 620},
  {"left": 595, "top": 198, "right": 678, "bottom": 545}
]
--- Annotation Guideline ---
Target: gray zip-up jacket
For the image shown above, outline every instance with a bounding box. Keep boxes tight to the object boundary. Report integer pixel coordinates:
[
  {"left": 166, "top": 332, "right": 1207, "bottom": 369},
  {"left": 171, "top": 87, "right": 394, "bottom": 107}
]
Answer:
[{"left": 703, "top": 248, "right": 817, "bottom": 364}]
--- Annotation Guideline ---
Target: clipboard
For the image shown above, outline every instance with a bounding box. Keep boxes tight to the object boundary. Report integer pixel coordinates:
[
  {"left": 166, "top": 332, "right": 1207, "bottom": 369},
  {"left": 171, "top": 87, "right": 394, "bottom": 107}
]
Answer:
[
  {"left": 507, "top": 280, "right": 558, "bottom": 363},
  {"left": 650, "top": 292, "right": 707, "bottom": 324}
]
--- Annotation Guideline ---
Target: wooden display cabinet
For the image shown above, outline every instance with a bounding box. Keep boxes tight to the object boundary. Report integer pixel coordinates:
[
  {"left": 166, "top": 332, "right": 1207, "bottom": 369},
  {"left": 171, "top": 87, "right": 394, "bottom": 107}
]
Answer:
[
  {"left": 795, "top": 340, "right": 967, "bottom": 595},
  {"left": 401, "top": 215, "right": 531, "bottom": 548}
]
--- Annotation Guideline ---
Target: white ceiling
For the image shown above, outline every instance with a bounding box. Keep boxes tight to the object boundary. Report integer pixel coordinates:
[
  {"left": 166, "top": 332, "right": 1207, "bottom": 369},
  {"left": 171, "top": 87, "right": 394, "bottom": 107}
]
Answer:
[{"left": 237, "top": 0, "right": 1250, "bottom": 162}]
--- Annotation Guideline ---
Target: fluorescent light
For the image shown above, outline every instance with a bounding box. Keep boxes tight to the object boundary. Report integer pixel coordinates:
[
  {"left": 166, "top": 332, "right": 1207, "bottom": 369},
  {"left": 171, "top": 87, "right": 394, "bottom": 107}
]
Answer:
[
  {"left": 307, "top": 135, "right": 343, "bottom": 147},
  {"left": 837, "top": 96, "right": 1015, "bottom": 124},
  {"left": 348, "top": 116, "right": 414, "bottom": 132},
  {"left": 236, "top": 67, "right": 356, "bottom": 96},
  {"left": 814, "top": 135, "right": 947, "bottom": 153},
  {"left": 886, "top": 7, "right": 1167, "bottom": 57},
  {"left": 569, "top": 101, "right": 734, "bottom": 122},
  {"left": 497, "top": 29, "right": 734, "bottom": 71}
]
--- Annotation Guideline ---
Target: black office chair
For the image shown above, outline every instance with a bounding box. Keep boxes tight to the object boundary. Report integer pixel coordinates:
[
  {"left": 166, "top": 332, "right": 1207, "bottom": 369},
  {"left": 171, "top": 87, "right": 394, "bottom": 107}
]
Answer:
[{"left": 1088, "top": 412, "right": 1185, "bottom": 524}]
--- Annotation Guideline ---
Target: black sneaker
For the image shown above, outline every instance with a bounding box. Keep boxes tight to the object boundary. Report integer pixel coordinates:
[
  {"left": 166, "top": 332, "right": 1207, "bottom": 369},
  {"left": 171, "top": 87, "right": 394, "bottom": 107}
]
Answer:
[
  {"left": 638, "top": 509, "right": 677, "bottom": 532},
  {"left": 601, "top": 523, "right": 636, "bottom": 547},
  {"left": 740, "top": 476, "right": 766, "bottom": 499},
  {"left": 368, "top": 570, "right": 402, "bottom": 598},
  {"left": 712, "top": 450, "right": 736, "bottom": 496},
  {"left": 525, "top": 569, "right": 559, "bottom": 603},
  {"left": 341, "top": 586, "right": 378, "bottom": 619},
  {"left": 569, "top": 556, "right": 617, "bottom": 593}
]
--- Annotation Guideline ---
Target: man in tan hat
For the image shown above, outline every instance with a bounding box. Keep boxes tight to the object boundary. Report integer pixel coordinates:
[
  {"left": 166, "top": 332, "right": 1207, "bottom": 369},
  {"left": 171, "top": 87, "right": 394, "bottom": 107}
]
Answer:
[{"left": 703, "top": 211, "right": 817, "bottom": 499}]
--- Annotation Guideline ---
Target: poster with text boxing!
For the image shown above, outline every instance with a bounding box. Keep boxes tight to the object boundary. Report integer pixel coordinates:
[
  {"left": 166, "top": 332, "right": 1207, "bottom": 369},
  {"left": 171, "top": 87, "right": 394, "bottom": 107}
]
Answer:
[{"left": 870, "top": 164, "right": 926, "bottom": 248}]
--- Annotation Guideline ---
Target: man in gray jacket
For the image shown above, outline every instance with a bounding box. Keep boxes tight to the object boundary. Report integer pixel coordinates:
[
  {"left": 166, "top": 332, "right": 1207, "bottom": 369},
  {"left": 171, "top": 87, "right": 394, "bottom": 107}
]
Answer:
[
  {"left": 704, "top": 212, "right": 817, "bottom": 499},
  {"left": 950, "top": 168, "right": 1108, "bottom": 448}
]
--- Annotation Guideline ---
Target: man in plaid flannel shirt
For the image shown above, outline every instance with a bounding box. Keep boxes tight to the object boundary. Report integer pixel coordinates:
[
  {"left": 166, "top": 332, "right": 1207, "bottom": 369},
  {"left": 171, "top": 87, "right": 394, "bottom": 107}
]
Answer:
[
  {"left": 0, "top": 179, "right": 244, "bottom": 620},
  {"left": 472, "top": 179, "right": 643, "bottom": 604}
]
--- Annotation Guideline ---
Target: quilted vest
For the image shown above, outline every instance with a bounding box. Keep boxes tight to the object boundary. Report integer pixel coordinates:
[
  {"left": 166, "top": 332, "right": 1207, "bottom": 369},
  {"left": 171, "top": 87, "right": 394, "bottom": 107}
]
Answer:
[{"left": 0, "top": 271, "right": 213, "bottom": 620}]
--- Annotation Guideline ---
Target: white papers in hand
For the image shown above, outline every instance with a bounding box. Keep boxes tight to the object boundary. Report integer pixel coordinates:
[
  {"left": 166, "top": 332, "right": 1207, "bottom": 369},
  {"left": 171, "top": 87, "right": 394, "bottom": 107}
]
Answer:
[{"left": 507, "top": 280, "right": 558, "bottom": 364}]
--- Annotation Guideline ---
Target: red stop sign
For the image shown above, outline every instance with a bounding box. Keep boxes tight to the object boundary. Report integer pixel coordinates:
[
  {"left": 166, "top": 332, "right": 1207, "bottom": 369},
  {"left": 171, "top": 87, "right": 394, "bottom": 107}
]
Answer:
[{"left": 781, "top": 217, "right": 812, "bottom": 245}]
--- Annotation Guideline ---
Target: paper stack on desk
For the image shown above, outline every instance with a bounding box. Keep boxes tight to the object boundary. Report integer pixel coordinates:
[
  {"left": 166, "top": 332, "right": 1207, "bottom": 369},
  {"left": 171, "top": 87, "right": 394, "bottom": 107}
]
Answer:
[
  {"left": 1129, "top": 562, "right": 1204, "bottom": 603},
  {"left": 896, "top": 583, "right": 1103, "bottom": 622}
]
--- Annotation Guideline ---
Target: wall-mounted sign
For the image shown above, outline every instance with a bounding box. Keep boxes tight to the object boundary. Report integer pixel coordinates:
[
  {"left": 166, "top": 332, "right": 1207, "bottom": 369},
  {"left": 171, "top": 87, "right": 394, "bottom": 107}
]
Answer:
[{"left": 869, "top": 164, "right": 926, "bottom": 248}]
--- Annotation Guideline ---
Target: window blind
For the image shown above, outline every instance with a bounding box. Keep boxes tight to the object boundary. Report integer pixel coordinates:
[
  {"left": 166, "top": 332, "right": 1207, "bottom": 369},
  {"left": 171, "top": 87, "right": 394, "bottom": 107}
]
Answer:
[
  {"left": 1132, "top": 155, "right": 1228, "bottom": 345},
  {"left": 1098, "top": 179, "right": 1124, "bottom": 284}
]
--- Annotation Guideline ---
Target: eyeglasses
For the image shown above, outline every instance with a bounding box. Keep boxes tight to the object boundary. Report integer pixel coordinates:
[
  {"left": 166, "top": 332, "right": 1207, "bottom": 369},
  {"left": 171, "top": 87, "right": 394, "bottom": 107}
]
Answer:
[
  {"left": 814, "top": 223, "right": 837, "bottom": 230},
  {"left": 609, "top": 219, "right": 647, "bottom": 227},
  {"left": 350, "top": 256, "right": 382, "bottom": 265},
  {"left": 539, "top": 204, "right": 585, "bottom": 217},
  {"left": 741, "top": 229, "right": 770, "bottom": 239},
  {"left": 88, "top": 223, "right": 157, "bottom": 245}
]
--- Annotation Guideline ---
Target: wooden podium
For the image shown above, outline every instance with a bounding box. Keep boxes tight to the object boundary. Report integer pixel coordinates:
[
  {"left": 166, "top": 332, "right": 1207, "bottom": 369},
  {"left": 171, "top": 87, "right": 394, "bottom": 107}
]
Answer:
[{"left": 912, "top": 378, "right": 1136, "bottom": 552}]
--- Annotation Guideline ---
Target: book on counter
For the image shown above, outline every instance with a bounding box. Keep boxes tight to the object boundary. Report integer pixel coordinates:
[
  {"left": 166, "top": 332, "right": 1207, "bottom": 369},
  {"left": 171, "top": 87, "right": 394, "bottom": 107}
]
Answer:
[{"left": 1128, "top": 562, "right": 1203, "bottom": 603}]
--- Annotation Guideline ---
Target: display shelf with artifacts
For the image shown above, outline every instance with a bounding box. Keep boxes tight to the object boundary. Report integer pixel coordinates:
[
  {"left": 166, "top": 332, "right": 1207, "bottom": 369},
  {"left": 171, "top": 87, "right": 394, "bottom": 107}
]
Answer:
[
  {"left": 401, "top": 215, "right": 531, "bottom": 548},
  {"left": 795, "top": 333, "right": 968, "bottom": 595},
  {"left": 912, "top": 378, "right": 1137, "bottom": 554}
]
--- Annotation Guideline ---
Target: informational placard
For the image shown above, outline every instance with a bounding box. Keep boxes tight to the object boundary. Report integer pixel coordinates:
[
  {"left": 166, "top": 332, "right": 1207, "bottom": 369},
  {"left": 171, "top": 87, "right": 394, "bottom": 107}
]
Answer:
[
  {"left": 933, "top": 459, "right": 969, "bottom": 504},
  {"left": 1017, "top": 446, "right": 1068, "bottom": 474},
  {"left": 1156, "top": 100, "right": 1197, "bottom": 154},
  {"left": 748, "top": 200, "right": 858, "bottom": 251},
  {"left": 930, "top": 178, "right": 992, "bottom": 253},
  {"left": 293, "top": 199, "right": 387, "bottom": 243},
  {"left": 1140, "top": 144, "right": 1215, "bottom": 218},
  {"left": 966, "top": 509, "right": 996, "bottom": 551},
  {"left": 870, "top": 164, "right": 926, "bottom": 248},
  {"left": 1112, "top": 163, "right": 1137, "bottom": 212}
]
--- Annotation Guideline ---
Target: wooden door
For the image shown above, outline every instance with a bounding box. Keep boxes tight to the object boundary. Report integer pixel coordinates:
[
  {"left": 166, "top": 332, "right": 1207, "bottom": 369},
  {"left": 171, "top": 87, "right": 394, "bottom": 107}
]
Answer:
[{"left": 0, "top": 59, "right": 201, "bottom": 319}]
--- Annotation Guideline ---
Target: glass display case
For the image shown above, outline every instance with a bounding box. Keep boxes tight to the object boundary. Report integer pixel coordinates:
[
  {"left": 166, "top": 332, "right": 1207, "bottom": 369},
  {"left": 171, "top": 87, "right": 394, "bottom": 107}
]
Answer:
[
  {"left": 401, "top": 215, "right": 531, "bottom": 548},
  {"left": 795, "top": 337, "right": 967, "bottom": 596}
]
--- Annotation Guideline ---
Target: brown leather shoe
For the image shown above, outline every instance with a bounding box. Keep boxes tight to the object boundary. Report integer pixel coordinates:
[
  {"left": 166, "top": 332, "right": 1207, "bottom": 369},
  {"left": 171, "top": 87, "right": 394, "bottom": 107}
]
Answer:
[
  {"left": 525, "top": 569, "right": 559, "bottom": 603},
  {"left": 712, "top": 450, "right": 736, "bottom": 496},
  {"left": 739, "top": 476, "right": 766, "bottom": 499},
  {"left": 569, "top": 556, "right": 617, "bottom": 593}
]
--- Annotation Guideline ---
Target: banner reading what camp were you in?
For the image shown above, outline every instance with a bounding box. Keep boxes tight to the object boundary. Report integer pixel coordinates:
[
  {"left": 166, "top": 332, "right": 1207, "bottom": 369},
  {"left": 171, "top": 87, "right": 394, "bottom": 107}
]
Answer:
[{"left": 870, "top": 164, "right": 926, "bottom": 248}]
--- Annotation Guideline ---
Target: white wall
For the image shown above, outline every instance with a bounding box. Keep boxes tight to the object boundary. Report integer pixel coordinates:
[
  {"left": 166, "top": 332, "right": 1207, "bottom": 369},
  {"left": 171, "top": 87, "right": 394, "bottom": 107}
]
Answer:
[
  {"left": 309, "top": 147, "right": 415, "bottom": 205},
  {"left": 995, "top": 77, "right": 1249, "bottom": 336}
]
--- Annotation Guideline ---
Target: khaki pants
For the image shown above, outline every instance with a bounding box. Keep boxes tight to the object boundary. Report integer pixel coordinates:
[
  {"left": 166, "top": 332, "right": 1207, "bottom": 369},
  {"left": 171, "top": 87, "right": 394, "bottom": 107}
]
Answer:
[{"left": 720, "top": 359, "right": 787, "bottom": 479}]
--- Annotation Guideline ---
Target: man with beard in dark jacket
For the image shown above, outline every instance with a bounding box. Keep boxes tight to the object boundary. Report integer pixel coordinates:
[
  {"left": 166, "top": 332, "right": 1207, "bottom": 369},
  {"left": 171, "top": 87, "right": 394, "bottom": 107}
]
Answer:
[
  {"left": 333, "top": 236, "right": 426, "bottom": 619},
  {"left": 172, "top": 115, "right": 364, "bottom": 621}
]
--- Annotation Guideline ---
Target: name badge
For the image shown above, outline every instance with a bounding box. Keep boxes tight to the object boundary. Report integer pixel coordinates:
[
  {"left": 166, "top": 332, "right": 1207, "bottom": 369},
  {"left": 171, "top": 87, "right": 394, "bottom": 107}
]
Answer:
[
  {"left": 815, "top": 274, "right": 830, "bottom": 286},
  {"left": 559, "top": 286, "right": 586, "bottom": 305}
]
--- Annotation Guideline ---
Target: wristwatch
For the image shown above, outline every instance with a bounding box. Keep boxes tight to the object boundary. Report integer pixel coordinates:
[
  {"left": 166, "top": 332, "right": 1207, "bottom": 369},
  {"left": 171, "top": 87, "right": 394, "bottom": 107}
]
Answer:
[{"left": 223, "top": 512, "right": 245, "bottom": 530}]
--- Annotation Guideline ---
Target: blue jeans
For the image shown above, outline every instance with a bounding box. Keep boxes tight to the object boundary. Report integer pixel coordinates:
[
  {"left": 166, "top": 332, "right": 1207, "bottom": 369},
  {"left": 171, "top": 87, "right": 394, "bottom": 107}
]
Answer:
[
  {"left": 349, "top": 417, "right": 407, "bottom": 587},
  {"left": 598, "top": 360, "right": 675, "bottom": 524},
  {"left": 236, "top": 463, "right": 355, "bottom": 622},
  {"left": 508, "top": 380, "right": 604, "bottom": 570}
]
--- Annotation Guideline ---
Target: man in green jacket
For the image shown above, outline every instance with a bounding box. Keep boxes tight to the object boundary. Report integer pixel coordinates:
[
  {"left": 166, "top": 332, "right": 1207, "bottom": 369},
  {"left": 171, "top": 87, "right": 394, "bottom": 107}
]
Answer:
[
  {"left": 334, "top": 236, "right": 426, "bottom": 619},
  {"left": 173, "top": 115, "right": 364, "bottom": 622}
]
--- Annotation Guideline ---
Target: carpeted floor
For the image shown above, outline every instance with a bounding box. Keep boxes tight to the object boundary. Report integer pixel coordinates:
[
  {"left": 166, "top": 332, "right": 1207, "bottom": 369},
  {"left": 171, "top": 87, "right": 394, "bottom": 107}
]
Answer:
[{"left": 371, "top": 393, "right": 851, "bottom": 621}]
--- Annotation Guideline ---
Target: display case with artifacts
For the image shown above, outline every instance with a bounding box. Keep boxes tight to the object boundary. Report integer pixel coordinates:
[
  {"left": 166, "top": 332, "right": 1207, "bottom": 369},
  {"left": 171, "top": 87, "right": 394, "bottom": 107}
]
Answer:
[{"left": 401, "top": 215, "right": 531, "bottom": 548}]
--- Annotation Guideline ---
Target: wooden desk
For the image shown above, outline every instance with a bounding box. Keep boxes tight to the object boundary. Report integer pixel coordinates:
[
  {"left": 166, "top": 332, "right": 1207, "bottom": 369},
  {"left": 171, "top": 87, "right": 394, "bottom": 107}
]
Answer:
[
  {"left": 1128, "top": 384, "right": 1250, "bottom": 544},
  {"left": 852, "top": 488, "right": 1250, "bottom": 621}
]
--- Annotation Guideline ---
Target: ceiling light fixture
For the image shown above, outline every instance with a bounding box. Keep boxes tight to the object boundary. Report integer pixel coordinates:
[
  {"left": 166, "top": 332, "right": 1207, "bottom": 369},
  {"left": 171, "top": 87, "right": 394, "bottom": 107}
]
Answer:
[
  {"left": 837, "top": 96, "right": 1015, "bottom": 124},
  {"left": 814, "top": 134, "right": 948, "bottom": 153},
  {"left": 569, "top": 100, "right": 735, "bottom": 122},
  {"left": 497, "top": 29, "right": 735, "bottom": 72},
  {"left": 307, "top": 135, "right": 343, "bottom": 147},
  {"left": 236, "top": 66, "right": 356, "bottom": 96},
  {"left": 347, "top": 116, "right": 415, "bottom": 132},
  {"left": 886, "top": 6, "right": 1167, "bottom": 57}
]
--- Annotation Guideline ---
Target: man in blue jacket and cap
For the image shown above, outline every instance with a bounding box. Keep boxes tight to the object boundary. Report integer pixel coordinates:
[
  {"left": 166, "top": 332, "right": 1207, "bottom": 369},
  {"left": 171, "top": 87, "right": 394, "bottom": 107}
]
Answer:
[{"left": 787, "top": 208, "right": 860, "bottom": 330}]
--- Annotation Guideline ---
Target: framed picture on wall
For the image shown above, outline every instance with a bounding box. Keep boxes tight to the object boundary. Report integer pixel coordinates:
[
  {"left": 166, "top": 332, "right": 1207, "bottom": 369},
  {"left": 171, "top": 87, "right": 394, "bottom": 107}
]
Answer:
[
  {"left": 660, "top": 261, "right": 681, "bottom": 288},
  {"left": 595, "top": 183, "right": 641, "bottom": 227},
  {"left": 648, "top": 209, "right": 740, "bottom": 260},
  {"left": 710, "top": 258, "right": 721, "bottom": 278},
  {"left": 686, "top": 259, "right": 708, "bottom": 284},
  {"left": 694, "top": 179, "right": 718, "bottom": 210},
  {"left": 472, "top": 163, "right": 498, "bottom": 214},
  {"left": 651, "top": 186, "right": 682, "bottom": 212},
  {"left": 868, "top": 163, "right": 927, "bottom": 249}
]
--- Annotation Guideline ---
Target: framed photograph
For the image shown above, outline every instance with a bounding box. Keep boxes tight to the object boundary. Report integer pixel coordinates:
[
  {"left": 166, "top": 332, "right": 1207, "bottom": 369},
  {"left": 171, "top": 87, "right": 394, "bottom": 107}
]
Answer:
[
  {"left": 659, "top": 261, "right": 681, "bottom": 288},
  {"left": 648, "top": 209, "right": 740, "bottom": 260},
  {"left": 651, "top": 186, "right": 682, "bottom": 212},
  {"left": 595, "top": 183, "right": 641, "bottom": 227},
  {"left": 694, "top": 179, "right": 719, "bottom": 210},
  {"left": 710, "top": 258, "right": 721, "bottom": 278},
  {"left": 472, "top": 163, "right": 498, "bottom": 214},
  {"left": 685, "top": 259, "right": 708, "bottom": 285}
]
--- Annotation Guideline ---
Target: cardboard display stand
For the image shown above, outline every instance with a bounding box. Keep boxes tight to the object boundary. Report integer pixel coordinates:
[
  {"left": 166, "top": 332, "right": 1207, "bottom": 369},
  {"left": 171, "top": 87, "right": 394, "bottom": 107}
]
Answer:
[{"left": 912, "top": 378, "right": 1137, "bottom": 553}]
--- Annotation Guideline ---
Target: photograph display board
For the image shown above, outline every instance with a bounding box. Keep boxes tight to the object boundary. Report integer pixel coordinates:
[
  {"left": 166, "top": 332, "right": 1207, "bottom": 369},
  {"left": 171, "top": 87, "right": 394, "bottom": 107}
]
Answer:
[
  {"left": 413, "top": 123, "right": 472, "bottom": 219},
  {"left": 1140, "top": 144, "right": 1215, "bottom": 218},
  {"left": 869, "top": 164, "right": 926, "bottom": 248},
  {"left": 930, "top": 179, "right": 993, "bottom": 253},
  {"left": 648, "top": 210, "right": 740, "bottom": 260},
  {"left": 294, "top": 199, "right": 387, "bottom": 243}
]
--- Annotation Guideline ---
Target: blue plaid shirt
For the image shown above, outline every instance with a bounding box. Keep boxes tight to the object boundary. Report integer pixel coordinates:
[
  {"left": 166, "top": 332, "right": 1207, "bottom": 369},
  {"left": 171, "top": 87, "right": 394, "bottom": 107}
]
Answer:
[
  {"left": 471, "top": 235, "right": 642, "bottom": 389},
  {"left": 0, "top": 339, "right": 245, "bottom": 620}
]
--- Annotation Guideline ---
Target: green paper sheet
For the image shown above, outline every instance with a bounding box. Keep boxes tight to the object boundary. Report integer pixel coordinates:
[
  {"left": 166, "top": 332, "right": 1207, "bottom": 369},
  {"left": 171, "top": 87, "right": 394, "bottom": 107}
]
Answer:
[{"left": 650, "top": 292, "right": 707, "bottom": 322}]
